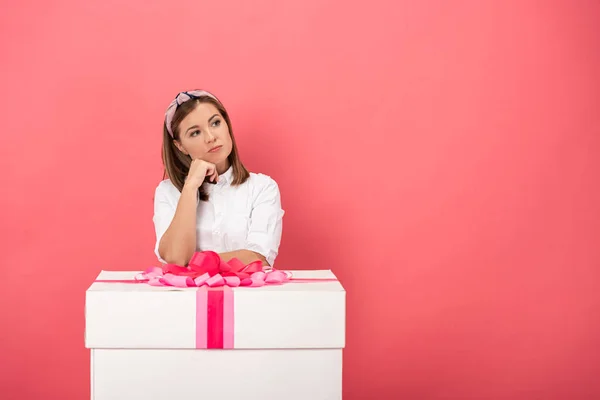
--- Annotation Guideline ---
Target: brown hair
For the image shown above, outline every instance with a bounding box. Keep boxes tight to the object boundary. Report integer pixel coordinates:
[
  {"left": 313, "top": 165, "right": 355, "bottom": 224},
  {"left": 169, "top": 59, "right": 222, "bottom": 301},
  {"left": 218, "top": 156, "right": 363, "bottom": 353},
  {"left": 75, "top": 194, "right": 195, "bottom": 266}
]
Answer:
[{"left": 161, "top": 95, "right": 250, "bottom": 201}]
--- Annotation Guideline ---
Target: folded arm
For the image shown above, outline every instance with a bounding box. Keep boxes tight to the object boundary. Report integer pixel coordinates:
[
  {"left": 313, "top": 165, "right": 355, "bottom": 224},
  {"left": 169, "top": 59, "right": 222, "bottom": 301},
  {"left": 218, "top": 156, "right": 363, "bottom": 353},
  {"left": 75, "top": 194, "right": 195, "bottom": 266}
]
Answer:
[{"left": 219, "top": 250, "right": 269, "bottom": 266}]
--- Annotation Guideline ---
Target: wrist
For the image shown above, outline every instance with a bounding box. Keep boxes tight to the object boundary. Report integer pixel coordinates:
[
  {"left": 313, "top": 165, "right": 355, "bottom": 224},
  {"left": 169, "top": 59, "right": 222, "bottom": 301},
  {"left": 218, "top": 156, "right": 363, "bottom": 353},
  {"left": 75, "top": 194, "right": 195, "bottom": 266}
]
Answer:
[{"left": 182, "top": 183, "right": 200, "bottom": 196}]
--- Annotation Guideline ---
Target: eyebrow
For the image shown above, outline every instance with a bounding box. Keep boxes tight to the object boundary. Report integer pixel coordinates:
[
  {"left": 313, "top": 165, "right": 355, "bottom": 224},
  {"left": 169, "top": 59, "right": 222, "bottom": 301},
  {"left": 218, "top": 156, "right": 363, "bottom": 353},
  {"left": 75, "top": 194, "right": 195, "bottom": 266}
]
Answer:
[
  {"left": 185, "top": 114, "right": 220, "bottom": 135},
  {"left": 185, "top": 125, "right": 199, "bottom": 134}
]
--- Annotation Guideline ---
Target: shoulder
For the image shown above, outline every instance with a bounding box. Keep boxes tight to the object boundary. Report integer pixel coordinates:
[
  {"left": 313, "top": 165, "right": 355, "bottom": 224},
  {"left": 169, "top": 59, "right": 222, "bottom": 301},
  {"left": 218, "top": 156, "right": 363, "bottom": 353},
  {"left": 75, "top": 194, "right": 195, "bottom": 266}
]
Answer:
[
  {"left": 246, "top": 172, "right": 280, "bottom": 192},
  {"left": 243, "top": 172, "right": 282, "bottom": 206},
  {"left": 154, "top": 179, "right": 181, "bottom": 200}
]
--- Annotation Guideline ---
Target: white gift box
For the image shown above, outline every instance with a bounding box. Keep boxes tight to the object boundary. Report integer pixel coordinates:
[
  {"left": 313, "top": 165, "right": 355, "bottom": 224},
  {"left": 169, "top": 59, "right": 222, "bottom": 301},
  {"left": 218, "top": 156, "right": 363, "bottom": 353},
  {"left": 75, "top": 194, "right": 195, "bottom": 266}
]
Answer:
[{"left": 85, "top": 269, "right": 346, "bottom": 400}]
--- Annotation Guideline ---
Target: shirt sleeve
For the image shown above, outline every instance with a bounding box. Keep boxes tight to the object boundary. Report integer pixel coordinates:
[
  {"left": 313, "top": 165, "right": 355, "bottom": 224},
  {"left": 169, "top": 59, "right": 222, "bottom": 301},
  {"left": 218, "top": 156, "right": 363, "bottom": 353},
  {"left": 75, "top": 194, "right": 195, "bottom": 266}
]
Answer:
[
  {"left": 245, "top": 176, "right": 285, "bottom": 267},
  {"left": 153, "top": 182, "right": 176, "bottom": 264}
]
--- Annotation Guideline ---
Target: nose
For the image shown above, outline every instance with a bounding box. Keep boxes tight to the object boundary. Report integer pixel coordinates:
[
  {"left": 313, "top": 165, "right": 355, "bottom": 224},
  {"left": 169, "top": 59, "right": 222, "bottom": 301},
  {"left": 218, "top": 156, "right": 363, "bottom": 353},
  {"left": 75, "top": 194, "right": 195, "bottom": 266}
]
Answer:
[{"left": 204, "top": 128, "right": 216, "bottom": 143}]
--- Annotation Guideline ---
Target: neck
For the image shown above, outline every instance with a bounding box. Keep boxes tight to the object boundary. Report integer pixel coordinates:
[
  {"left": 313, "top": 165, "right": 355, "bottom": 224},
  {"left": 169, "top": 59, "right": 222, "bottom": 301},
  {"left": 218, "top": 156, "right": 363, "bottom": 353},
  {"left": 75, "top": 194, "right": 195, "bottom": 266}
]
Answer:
[{"left": 216, "top": 159, "right": 231, "bottom": 175}]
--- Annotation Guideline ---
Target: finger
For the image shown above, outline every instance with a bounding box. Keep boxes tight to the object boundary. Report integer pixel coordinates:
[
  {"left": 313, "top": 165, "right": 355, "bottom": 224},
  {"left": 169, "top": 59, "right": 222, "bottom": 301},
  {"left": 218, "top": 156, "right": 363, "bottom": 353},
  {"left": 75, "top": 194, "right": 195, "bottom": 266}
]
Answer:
[
  {"left": 209, "top": 166, "right": 217, "bottom": 178},
  {"left": 207, "top": 169, "right": 215, "bottom": 181},
  {"left": 208, "top": 168, "right": 216, "bottom": 182}
]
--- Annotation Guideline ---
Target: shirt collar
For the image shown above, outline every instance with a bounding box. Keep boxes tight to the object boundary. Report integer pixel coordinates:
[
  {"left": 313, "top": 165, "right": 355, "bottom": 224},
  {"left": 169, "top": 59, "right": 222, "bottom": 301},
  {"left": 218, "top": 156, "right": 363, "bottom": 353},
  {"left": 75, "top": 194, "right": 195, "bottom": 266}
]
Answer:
[
  {"left": 219, "top": 165, "right": 233, "bottom": 185},
  {"left": 204, "top": 165, "right": 233, "bottom": 189}
]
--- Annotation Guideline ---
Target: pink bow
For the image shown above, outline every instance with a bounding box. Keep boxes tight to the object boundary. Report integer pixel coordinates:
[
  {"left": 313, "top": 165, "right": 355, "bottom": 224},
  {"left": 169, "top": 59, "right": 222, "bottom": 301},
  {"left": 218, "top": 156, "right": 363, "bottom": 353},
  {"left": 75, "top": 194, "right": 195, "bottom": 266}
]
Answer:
[{"left": 135, "top": 251, "right": 290, "bottom": 288}]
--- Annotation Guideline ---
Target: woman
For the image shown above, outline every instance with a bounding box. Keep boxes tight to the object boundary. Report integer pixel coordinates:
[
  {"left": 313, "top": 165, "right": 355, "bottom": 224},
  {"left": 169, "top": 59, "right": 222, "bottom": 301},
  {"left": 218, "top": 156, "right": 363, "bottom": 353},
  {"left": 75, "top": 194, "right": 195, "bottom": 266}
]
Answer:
[{"left": 153, "top": 90, "right": 284, "bottom": 268}]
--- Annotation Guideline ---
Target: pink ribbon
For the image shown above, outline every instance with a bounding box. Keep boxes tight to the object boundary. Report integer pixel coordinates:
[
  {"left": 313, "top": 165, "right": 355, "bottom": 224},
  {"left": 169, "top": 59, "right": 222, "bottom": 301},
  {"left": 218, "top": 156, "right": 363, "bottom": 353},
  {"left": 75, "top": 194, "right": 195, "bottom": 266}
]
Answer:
[
  {"left": 132, "top": 251, "right": 291, "bottom": 288},
  {"left": 194, "top": 286, "right": 235, "bottom": 349}
]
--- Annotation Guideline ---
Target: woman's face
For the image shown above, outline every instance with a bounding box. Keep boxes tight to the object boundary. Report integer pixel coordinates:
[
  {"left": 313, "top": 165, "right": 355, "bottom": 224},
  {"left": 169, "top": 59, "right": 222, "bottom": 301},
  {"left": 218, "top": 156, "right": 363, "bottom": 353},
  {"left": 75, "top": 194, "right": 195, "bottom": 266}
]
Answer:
[{"left": 174, "top": 101, "right": 233, "bottom": 173}]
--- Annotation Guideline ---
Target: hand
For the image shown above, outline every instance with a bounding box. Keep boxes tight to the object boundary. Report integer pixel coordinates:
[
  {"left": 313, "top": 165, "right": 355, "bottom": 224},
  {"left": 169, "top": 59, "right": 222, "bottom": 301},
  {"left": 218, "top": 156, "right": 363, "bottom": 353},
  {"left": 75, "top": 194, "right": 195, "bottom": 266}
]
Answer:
[{"left": 184, "top": 159, "right": 218, "bottom": 190}]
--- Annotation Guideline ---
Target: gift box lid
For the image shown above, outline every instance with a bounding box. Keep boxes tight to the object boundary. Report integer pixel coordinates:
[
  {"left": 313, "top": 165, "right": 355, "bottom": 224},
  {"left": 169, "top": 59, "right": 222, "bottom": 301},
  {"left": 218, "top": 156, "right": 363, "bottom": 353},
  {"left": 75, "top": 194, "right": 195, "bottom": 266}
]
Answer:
[{"left": 85, "top": 270, "right": 345, "bottom": 350}]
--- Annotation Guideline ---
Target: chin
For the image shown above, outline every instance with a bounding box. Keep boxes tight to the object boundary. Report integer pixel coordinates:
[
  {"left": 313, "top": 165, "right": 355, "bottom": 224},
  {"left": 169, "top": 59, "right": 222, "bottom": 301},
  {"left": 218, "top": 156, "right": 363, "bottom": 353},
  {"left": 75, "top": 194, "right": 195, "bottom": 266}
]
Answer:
[{"left": 207, "top": 150, "right": 230, "bottom": 164}]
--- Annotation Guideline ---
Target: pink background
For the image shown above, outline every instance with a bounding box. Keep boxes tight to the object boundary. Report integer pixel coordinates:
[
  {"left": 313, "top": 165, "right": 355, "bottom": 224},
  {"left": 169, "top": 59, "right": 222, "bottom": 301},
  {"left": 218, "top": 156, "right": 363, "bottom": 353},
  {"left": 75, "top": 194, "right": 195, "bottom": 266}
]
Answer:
[{"left": 1, "top": 1, "right": 599, "bottom": 399}]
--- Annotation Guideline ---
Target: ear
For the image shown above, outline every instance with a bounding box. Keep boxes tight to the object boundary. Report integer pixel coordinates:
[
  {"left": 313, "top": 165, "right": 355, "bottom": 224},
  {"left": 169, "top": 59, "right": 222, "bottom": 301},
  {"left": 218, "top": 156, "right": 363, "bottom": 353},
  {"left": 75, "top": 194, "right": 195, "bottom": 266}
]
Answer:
[{"left": 173, "top": 139, "right": 188, "bottom": 155}]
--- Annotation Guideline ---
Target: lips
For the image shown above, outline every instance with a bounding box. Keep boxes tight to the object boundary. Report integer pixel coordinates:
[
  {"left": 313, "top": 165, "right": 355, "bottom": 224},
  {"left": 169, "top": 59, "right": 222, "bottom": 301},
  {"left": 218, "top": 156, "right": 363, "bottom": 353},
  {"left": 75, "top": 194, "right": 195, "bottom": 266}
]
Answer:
[{"left": 208, "top": 145, "right": 222, "bottom": 153}]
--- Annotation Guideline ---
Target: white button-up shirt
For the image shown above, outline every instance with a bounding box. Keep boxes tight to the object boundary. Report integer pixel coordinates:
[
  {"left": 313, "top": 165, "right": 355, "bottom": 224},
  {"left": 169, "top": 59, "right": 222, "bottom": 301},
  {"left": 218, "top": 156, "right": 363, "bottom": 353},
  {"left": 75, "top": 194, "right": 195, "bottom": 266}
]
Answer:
[{"left": 153, "top": 167, "right": 284, "bottom": 266}]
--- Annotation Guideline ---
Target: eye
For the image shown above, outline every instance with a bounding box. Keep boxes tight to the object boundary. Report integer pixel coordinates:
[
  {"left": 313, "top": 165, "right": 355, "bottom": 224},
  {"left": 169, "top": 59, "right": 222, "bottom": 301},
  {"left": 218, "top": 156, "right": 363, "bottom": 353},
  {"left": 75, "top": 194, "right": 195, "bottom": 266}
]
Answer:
[
  {"left": 212, "top": 119, "right": 221, "bottom": 127},
  {"left": 190, "top": 129, "right": 201, "bottom": 137}
]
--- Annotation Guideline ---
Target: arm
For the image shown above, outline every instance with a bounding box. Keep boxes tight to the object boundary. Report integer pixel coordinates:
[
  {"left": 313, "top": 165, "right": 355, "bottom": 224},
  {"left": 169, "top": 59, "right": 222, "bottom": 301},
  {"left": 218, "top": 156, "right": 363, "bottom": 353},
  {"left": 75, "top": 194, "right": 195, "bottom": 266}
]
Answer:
[
  {"left": 235, "top": 176, "right": 284, "bottom": 267},
  {"left": 219, "top": 250, "right": 269, "bottom": 266},
  {"left": 154, "top": 160, "right": 218, "bottom": 266},
  {"left": 156, "top": 185, "right": 198, "bottom": 266}
]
